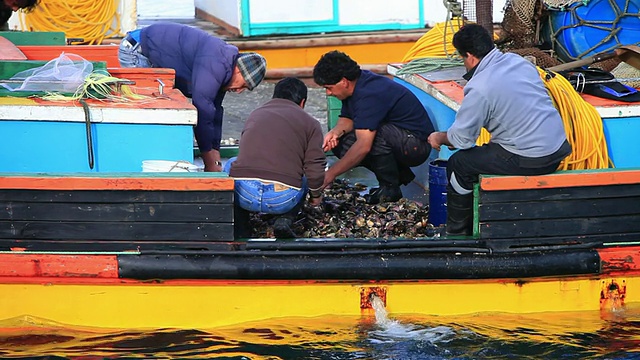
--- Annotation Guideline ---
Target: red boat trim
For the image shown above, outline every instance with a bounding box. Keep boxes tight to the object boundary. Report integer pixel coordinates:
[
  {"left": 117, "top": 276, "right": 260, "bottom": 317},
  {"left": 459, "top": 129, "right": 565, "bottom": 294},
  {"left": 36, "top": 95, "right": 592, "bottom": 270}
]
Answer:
[
  {"left": 480, "top": 169, "right": 640, "bottom": 191},
  {"left": 598, "top": 246, "right": 640, "bottom": 275},
  {"left": 0, "top": 254, "right": 118, "bottom": 278},
  {"left": 0, "top": 175, "right": 234, "bottom": 191}
]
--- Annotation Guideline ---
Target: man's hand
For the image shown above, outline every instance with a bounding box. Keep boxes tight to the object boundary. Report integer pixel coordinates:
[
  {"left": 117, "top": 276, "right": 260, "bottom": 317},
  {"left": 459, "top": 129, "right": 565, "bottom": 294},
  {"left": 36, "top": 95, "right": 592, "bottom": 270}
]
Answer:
[
  {"left": 428, "top": 132, "right": 449, "bottom": 151},
  {"left": 323, "top": 131, "right": 340, "bottom": 152},
  {"left": 201, "top": 149, "right": 223, "bottom": 172},
  {"left": 321, "top": 170, "right": 336, "bottom": 190}
]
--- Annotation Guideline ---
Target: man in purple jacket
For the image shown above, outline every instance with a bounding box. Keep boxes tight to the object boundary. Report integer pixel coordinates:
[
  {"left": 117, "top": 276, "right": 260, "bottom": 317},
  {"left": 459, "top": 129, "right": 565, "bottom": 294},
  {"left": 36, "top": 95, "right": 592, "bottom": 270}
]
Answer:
[{"left": 118, "top": 22, "right": 267, "bottom": 172}]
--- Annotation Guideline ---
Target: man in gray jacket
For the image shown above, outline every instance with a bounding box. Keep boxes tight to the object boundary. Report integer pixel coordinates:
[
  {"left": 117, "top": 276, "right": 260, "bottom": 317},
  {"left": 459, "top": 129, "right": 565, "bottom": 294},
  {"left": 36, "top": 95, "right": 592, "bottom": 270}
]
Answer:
[{"left": 427, "top": 24, "right": 571, "bottom": 236}]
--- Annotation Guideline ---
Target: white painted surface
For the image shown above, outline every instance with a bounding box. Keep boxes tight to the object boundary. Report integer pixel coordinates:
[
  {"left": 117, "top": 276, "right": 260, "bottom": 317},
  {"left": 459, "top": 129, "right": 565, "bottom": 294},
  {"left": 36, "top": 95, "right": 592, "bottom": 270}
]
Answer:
[
  {"left": 339, "top": 0, "right": 421, "bottom": 25},
  {"left": 195, "top": 0, "right": 241, "bottom": 30},
  {"left": 136, "top": 0, "right": 195, "bottom": 19},
  {"left": 387, "top": 64, "right": 461, "bottom": 110},
  {"left": 0, "top": 105, "right": 197, "bottom": 125},
  {"left": 120, "top": 0, "right": 138, "bottom": 33},
  {"left": 249, "top": 0, "right": 334, "bottom": 23},
  {"left": 7, "top": 0, "right": 507, "bottom": 36}
]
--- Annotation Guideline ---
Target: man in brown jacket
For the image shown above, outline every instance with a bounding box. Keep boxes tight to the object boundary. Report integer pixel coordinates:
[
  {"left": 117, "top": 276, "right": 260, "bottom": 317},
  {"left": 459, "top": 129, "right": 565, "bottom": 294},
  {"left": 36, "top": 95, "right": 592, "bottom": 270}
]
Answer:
[{"left": 226, "top": 77, "right": 326, "bottom": 238}]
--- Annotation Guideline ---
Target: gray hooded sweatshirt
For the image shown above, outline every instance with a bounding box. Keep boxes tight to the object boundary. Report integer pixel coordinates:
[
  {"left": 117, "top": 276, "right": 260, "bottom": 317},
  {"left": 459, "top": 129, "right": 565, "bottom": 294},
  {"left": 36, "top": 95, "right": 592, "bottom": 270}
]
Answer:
[{"left": 447, "top": 48, "right": 567, "bottom": 158}]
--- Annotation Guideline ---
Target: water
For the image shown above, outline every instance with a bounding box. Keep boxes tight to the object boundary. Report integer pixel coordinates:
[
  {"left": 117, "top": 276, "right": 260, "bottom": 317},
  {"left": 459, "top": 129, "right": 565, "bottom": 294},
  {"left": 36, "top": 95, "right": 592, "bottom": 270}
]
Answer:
[{"left": 2, "top": 305, "right": 640, "bottom": 359}]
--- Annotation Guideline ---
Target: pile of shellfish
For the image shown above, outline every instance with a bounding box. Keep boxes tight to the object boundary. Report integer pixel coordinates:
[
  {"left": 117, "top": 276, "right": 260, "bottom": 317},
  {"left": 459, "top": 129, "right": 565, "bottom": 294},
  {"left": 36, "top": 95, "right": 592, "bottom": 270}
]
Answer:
[{"left": 249, "top": 179, "right": 441, "bottom": 239}]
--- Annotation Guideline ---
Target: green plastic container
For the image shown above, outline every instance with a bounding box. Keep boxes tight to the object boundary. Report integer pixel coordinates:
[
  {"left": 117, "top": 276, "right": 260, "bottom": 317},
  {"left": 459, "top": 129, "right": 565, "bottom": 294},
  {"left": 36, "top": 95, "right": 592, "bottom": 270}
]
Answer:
[
  {"left": 326, "top": 95, "right": 342, "bottom": 131},
  {"left": 193, "top": 146, "right": 239, "bottom": 159},
  {"left": 0, "top": 31, "right": 66, "bottom": 45}
]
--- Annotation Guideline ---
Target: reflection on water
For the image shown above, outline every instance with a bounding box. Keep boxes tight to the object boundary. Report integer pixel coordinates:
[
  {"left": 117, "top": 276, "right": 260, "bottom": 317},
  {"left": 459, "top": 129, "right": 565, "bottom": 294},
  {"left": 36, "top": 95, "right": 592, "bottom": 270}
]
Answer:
[{"left": 2, "top": 307, "right": 640, "bottom": 359}]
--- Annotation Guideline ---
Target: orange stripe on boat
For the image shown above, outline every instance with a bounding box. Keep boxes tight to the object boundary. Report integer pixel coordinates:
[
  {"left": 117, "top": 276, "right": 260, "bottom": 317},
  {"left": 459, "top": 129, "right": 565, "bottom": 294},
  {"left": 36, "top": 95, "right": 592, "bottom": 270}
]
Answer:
[
  {"left": 598, "top": 246, "right": 640, "bottom": 276},
  {"left": 108, "top": 67, "right": 177, "bottom": 88},
  {"left": 19, "top": 45, "right": 120, "bottom": 67},
  {"left": 0, "top": 254, "right": 118, "bottom": 278},
  {"left": 480, "top": 169, "right": 640, "bottom": 191},
  {"left": 0, "top": 175, "right": 234, "bottom": 191}
]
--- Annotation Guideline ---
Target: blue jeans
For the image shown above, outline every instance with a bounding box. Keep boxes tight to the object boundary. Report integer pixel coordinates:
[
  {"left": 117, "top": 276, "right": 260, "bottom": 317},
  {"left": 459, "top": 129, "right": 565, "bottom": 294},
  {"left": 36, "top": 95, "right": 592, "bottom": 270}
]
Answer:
[
  {"left": 118, "top": 29, "right": 152, "bottom": 68},
  {"left": 224, "top": 157, "right": 307, "bottom": 215}
]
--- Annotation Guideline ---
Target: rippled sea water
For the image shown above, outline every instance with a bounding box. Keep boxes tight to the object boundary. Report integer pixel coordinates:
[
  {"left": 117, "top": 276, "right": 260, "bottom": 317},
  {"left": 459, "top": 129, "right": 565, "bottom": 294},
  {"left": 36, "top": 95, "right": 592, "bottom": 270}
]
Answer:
[{"left": 2, "top": 306, "right": 640, "bottom": 359}]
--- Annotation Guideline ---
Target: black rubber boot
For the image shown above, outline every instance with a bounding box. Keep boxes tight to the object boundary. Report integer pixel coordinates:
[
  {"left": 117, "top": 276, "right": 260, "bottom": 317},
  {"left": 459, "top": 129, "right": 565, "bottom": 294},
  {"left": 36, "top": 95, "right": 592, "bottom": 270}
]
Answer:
[
  {"left": 363, "top": 154, "right": 402, "bottom": 204},
  {"left": 365, "top": 185, "right": 402, "bottom": 204},
  {"left": 398, "top": 166, "right": 416, "bottom": 186},
  {"left": 445, "top": 191, "right": 474, "bottom": 236},
  {"left": 272, "top": 199, "right": 303, "bottom": 239},
  {"left": 273, "top": 217, "right": 296, "bottom": 238}
]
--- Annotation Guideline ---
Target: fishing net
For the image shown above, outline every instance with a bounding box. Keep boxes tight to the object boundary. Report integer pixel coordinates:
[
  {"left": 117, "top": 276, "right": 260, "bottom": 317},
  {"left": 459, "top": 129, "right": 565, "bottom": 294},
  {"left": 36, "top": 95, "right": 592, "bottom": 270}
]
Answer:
[
  {"left": 496, "top": 0, "right": 637, "bottom": 69},
  {"left": 462, "top": 0, "right": 494, "bottom": 34},
  {"left": 497, "top": 0, "right": 563, "bottom": 66},
  {"left": 0, "top": 53, "right": 93, "bottom": 93},
  {"left": 544, "top": 0, "right": 640, "bottom": 63},
  {"left": 611, "top": 61, "right": 640, "bottom": 87}
]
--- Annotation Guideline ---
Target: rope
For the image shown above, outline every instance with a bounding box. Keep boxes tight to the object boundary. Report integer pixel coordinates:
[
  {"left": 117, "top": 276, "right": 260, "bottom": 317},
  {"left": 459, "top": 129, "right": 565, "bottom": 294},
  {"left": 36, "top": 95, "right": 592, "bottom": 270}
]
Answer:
[
  {"left": 18, "top": 0, "right": 123, "bottom": 45},
  {"left": 541, "top": 68, "right": 611, "bottom": 169},
  {"left": 43, "top": 72, "right": 147, "bottom": 102},
  {"left": 79, "top": 98, "right": 94, "bottom": 169},
  {"left": 475, "top": 68, "right": 611, "bottom": 170},
  {"left": 396, "top": 57, "right": 464, "bottom": 76},
  {"left": 402, "top": 21, "right": 464, "bottom": 62},
  {"left": 611, "top": 61, "right": 640, "bottom": 88}
]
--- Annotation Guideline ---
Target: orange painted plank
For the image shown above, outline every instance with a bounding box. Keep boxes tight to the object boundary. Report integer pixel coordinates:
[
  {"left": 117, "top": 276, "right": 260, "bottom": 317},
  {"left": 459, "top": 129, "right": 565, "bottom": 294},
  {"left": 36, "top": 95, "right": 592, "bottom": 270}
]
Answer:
[
  {"left": 19, "top": 44, "right": 119, "bottom": 67},
  {"left": 480, "top": 169, "right": 640, "bottom": 191},
  {"left": 0, "top": 176, "right": 234, "bottom": 191},
  {"left": 599, "top": 246, "right": 640, "bottom": 276},
  {"left": 0, "top": 254, "right": 118, "bottom": 278},
  {"left": 108, "top": 67, "right": 176, "bottom": 89},
  {"left": 18, "top": 44, "right": 177, "bottom": 90},
  {"left": 25, "top": 87, "right": 192, "bottom": 109},
  {"left": 430, "top": 80, "right": 465, "bottom": 104},
  {"left": 581, "top": 93, "right": 640, "bottom": 107}
]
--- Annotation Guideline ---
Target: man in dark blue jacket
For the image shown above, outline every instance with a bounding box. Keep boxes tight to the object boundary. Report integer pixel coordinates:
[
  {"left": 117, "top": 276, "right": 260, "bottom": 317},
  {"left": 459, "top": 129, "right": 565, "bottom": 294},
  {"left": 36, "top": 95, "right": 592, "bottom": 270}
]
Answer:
[
  {"left": 118, "top": 22, "right": 267, "bottom": 172},
  {"left": 313, "top": 51, "right": 434, "bottom": 204}
]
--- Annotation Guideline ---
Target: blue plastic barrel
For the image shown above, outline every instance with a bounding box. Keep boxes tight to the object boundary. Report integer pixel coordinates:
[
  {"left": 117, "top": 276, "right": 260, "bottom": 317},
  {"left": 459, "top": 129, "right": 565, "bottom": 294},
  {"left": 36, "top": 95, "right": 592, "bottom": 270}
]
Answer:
[
  {"left": 428, "top": 159, "right": 448, "bottom": 226},
  {"left": 545, "top": 0, "right": 640, "bottom": 62}
]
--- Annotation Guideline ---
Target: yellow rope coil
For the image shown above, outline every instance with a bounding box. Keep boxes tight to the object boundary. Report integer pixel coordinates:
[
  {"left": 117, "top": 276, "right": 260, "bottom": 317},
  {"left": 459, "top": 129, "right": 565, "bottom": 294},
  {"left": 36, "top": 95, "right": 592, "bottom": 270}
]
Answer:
[
  {"left": 476, "top": 68, "right": 611, "bottom": 170},
  {"left": 43, "top": 72, "right": 147, "bottom": 103},
  {"left": 402, "top": 21, "right": 464, "bottom": 62},
  {"left": 19, "top": 0, "right": 123, "bottom": 45},
  {"left": 538, "top": 68, "right": 611, "bottom": 170}
]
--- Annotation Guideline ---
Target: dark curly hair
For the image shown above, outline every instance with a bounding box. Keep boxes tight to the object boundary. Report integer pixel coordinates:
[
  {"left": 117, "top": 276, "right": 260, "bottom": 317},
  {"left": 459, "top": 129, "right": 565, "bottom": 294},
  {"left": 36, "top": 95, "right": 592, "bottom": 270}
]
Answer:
[
  {"left": 452, "top": 24, "right": 495, "bottom": 59},
  {"left": 312, "top": 50, "right": 361, "bottom": 86}
]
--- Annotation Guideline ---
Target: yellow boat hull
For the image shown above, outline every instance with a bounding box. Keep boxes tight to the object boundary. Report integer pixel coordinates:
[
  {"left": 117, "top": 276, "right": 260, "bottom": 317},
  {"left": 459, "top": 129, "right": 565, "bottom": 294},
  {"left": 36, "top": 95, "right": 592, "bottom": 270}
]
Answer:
[{"left": 0, "top": 275, "right": 633, "bottom": 330}]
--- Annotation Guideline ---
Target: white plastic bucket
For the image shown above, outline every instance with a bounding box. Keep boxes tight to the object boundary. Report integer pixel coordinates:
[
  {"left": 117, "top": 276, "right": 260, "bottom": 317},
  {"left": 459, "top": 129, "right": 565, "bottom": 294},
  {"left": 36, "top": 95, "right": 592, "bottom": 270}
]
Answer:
[{"left": 142, "top": 160, "right": 203, "bottom": 172}]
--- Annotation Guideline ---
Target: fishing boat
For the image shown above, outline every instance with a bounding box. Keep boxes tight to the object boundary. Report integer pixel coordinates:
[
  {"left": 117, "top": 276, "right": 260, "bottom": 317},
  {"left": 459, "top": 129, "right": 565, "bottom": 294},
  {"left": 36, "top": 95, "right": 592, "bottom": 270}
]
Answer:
[
  {"left": 0, "top": 166, "right": 638, "bottom": 330},
  {"left": 1, "top": 11, "right": 640, "bottom": 331}
]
